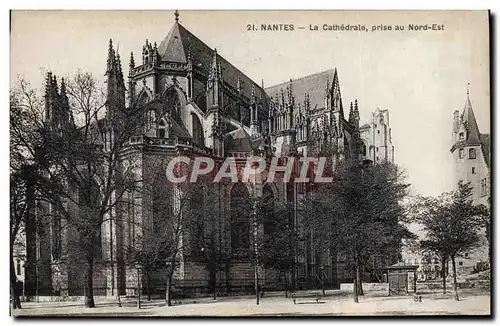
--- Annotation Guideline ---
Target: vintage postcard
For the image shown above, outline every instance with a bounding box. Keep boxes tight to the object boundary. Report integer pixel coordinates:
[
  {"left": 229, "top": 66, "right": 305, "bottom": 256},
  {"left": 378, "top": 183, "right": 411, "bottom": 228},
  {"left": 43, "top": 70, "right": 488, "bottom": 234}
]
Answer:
[{"left": 9, "top": 10, "right": 490, "bottom": 317}]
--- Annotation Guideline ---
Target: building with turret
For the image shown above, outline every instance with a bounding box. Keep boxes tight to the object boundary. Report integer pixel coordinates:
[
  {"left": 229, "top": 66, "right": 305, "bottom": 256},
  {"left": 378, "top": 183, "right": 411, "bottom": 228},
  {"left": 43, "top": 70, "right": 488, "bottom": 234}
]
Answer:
[
  {"left": 26, "top": 11, "right": 397, "bottom": 298},
  {"left": 450, "top": 88, "right": 490, "bottom": 273},
  {"left": 451, "top": 90, "right": 490, "bottom": 207}
]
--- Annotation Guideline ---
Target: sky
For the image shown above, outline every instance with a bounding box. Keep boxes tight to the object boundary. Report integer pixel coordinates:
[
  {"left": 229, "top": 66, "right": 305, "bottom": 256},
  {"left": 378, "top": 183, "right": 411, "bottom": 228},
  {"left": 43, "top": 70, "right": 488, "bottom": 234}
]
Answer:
[{"left": 10, "top": 10, "right": 490, "bottom": 198}]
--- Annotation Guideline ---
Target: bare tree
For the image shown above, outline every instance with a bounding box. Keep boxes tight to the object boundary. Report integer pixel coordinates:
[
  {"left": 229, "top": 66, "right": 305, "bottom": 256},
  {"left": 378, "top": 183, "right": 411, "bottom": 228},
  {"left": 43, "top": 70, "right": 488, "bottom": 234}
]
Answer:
[
  {"left": 258, "top": 199, "right": 298, "bottom": 298},
  {"left": 306, "top": 161, "right": 411, "bottom": 303},
  {"left": 11, "top": 71, "right": 144, "bottom": 308},
  {"left": 124, "top": 159, "right": 212, "bottom": 307},
  {"left": 415, "top": 181, "right": 487, "bottom": 301},
  {"left": 10, "top": 79, "right": 47, "bottom": 308}
]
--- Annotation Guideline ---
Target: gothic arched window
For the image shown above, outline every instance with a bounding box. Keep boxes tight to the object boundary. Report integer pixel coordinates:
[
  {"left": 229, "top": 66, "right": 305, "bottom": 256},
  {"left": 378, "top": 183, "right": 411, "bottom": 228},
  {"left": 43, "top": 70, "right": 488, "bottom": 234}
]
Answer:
[
  {"left": 343, "top": 136, "right": 350, "bottom": 159},
  {"left": 230, "top": 183, "right": 251, "bottom": 257},
  {"left": 137, "top": 91, "right": 150, "bottom": 108},
  {"left": 262, "top": 184, "right": 275, "bottom": 236},
  {"left": 188, "top": 185, "right": 205, "bottom": 257},
  {"left": 164, "top": 88, "right": 182, "bottom": 121},
  {"left": 152, "top": 166, "right": 173, "bottom": 235},
  {"left": 195, "top": 94, "right": 207, "bottom": 113},
  {"left": 191, "top": 113, "right": 205, "bottom": 146}
]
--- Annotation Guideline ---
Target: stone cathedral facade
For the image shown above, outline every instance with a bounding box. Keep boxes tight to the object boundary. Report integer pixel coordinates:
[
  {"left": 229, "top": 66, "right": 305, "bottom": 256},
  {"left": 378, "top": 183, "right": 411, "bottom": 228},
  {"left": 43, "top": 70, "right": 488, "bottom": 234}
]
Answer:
[{"left": 25, "top": 12, "right": 395, "bottom": 297}]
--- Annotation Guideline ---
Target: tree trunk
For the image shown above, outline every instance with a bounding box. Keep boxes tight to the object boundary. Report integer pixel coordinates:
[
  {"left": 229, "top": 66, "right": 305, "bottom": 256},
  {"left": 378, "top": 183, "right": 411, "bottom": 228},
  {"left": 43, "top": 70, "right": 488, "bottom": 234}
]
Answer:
[
  {"left": 441, "top": 257, "right": 447, "bottom": 294},
  {"left": 136, "top": 268, "right": 141, "bottom": 309},
  {"left": 357, "top": 278, "right": 364, "bottom": 296},
  {"left": 116, "top": 290, "right": 122, "bottom": 307},
  {"left": 146, "top": 273, "right": 151, "bottom": 301},
  {"left": 165, "top": 274, "right": 172, "bottom": 307},
  {"left": 356, "top": 263, "right": 365, "bottom": 295},
  {"left": 10, "top": 253, "right": 21, "bottom": 310},
  {"left": 353, "top": 258, "right": 359, "bottom": 303},
  {"left": 353, "top": 277, "right": 358, "bottom": 303},
  {"left": 84, "top": 261, "right": 95, "bottom": 308},
  {"left": 212, "top": 266, "right": 217, "bottom": 300},
  {"left": 255, "top": 263, "right": 260, "bottom": 305},
  {"left": 284, "top": 272, "right": 288, "bottom": 298},
  {"left": 451, "top": 256, "right": 459, "bottom": 301}
]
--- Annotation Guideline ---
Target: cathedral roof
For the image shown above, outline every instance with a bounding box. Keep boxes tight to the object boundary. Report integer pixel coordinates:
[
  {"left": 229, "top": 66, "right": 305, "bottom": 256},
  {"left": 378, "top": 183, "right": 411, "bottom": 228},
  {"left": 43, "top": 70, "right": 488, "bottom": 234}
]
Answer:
[
  {"left": 157, "top": 23, "right": 187, "bottom": 63},
  {"left": 460, "top": 93, "right": 482, "bottom": 146},
  {"left": 265, "top": 69, "right": 335, "bottom": 112},
  {"left": 480, "top": 133, "right": 490, "bottom": 167},
  {"left": 359, "top": 123, "right": 370, "bottom": 130},
  {"left": 158, "top": 21, "right": 268, "bottom": 102},
  {"left": 224, "top": 127, "right": 253, "bottom": 152},
  {"left": 170, "top": 118, "right": 192, "bottom": 139}
]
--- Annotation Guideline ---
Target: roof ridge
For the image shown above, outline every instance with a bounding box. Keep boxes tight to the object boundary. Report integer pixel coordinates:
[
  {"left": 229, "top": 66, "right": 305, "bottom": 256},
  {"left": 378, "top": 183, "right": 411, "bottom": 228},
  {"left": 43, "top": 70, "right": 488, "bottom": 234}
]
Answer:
[
  {"left": 167, "top": 23, "right": 267, "bottom": 95},
  {"left": 265, "top": 68, "right": 336, "bottom": 89}
]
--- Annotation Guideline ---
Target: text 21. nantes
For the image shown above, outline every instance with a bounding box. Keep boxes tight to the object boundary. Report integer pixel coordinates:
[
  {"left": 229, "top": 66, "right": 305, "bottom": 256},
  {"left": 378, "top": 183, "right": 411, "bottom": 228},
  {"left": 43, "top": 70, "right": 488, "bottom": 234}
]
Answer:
[{"left": 248, "top": 24, "right": 295, "bottom": 31}]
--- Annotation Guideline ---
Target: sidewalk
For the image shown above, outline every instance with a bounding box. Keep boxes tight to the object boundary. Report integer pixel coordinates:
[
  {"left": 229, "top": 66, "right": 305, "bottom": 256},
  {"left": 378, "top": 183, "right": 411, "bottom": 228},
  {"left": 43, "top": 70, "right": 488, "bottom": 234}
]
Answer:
[{"left": 12, "top": 289, "right": 490, "bottom": 317}]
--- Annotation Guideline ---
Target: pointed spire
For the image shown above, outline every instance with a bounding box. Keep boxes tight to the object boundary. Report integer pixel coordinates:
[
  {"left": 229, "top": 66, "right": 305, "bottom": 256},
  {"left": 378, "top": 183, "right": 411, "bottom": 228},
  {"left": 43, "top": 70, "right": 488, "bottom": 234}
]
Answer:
[
  {"left": 353, "top": 99, "right": 360, "bottom": 127},
  {"left": 60, "top": 77, "right": 66, "bottom": 96},
  {"left": 106, "top": 38, "right": 116, "bottom": 75},
  {"left": 129, "top": 51, "right": 135, "bottom": 71},
  {"left": 44, "top": 72, "right": 52, "bottom": 97},
  {"left": 59, "top": 77, "right": 70, "bottom": 114},
  {"left": 237, "top": 76, "right": 242, "bottom": 93},
  {"left": 209, "top": 48, "right": 219, "bottom": 81},
  {"left": 116, "top": 52, "right": 124, "bottom": 83},
  {"left": 251, "top": 83, "right": 256, "bottom": 104},
  {"left": 461, "top": 85, "right": 481, "bottom": 145},
  {"left": 304, "top": 92, "right": 311, "bottom": 113},
  {"left": 187, "top": 45, "right": 193, "bottom": 62},
  {"left": 207, "top": 48, "right": 222, "bottom": 109},
  {"left": 174, "top": 10, "right": 179, "bottom": 23},
  {"left": 52, "top": 75, "right": 58, "bottom": 94},
  {"left": 217, "top": 62, "right": 223, "bottom": 80},
  {"left": 349, "top": 101, "right": 354, "bottom": 124}
]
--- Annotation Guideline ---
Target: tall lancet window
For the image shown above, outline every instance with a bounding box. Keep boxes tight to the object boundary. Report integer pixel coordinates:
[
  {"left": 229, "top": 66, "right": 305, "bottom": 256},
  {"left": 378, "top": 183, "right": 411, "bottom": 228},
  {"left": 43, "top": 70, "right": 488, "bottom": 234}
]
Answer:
[
  {"left": 191, "top": 113, "right": 205, "bottom": 146},
  {"left": 164, "top": 88, "right": 182, "bottom": 121},
  {"left": 148, "top": 110, "right": 156, "bottom": 130}
]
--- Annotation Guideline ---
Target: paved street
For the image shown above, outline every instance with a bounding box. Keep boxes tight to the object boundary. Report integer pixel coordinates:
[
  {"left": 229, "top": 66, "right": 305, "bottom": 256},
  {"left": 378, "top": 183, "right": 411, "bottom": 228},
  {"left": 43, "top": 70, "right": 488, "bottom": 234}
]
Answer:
[{"left": 12, "top": 289, "right": 491, "bottom": 317}]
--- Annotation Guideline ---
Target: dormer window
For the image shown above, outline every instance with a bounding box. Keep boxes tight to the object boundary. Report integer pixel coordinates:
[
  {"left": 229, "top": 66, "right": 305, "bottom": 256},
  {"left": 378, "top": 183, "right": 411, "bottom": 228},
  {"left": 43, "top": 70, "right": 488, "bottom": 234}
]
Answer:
[
  {"left": 459, "top": 132, "right": 465, "bottom": 140},
  {"left": 469, "top": 148, "right": 476, "bottom": 159},
  {"left": 459, "top": 148, "right": 464, "bottom": 159}
]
